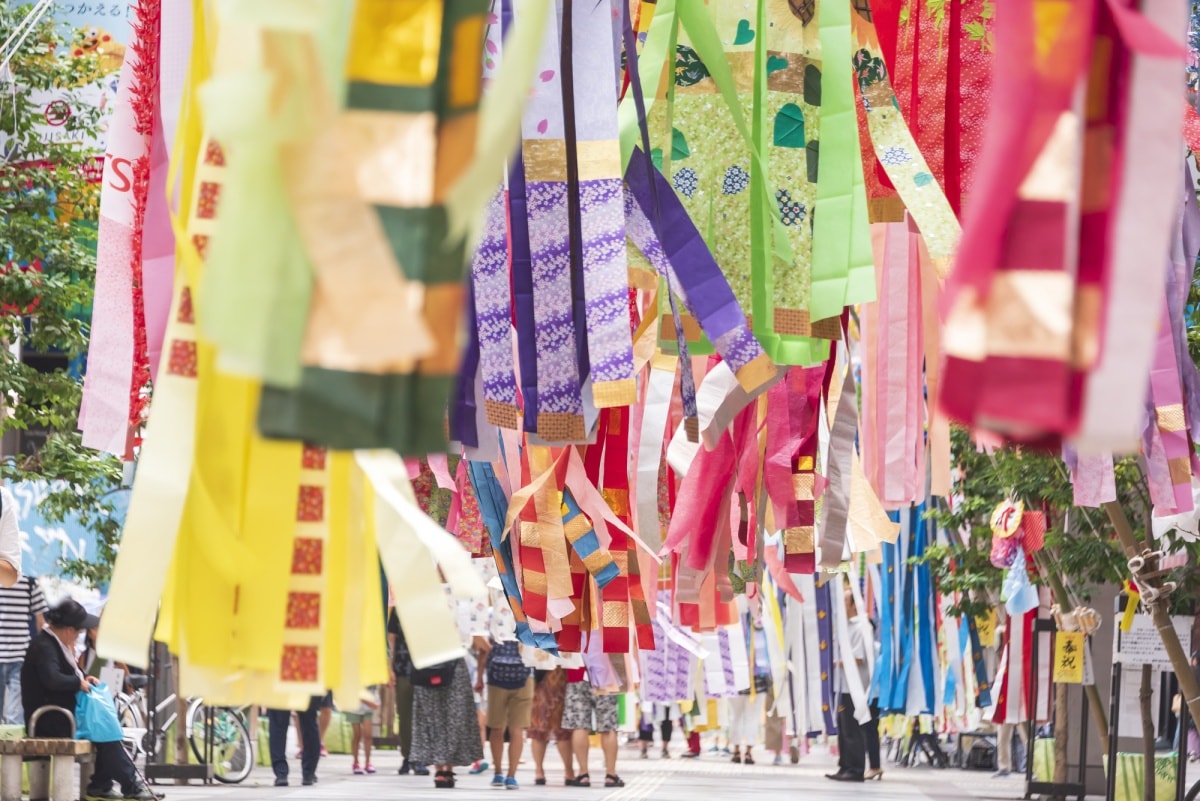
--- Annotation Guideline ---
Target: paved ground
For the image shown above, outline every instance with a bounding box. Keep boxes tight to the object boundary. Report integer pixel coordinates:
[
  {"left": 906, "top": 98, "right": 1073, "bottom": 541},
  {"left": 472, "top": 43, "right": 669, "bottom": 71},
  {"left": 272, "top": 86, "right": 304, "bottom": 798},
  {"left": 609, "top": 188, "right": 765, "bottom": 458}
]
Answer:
[{"left": 139, "top": 743, "right": 1045, "bottom": 801}]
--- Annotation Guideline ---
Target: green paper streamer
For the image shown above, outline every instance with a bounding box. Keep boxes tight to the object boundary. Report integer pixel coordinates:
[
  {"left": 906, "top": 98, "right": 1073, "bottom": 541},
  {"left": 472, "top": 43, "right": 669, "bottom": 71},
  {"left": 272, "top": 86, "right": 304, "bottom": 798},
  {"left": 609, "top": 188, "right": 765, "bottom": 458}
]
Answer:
[{"left": 810, "top": 0, "right": 875, "bottom": 322}]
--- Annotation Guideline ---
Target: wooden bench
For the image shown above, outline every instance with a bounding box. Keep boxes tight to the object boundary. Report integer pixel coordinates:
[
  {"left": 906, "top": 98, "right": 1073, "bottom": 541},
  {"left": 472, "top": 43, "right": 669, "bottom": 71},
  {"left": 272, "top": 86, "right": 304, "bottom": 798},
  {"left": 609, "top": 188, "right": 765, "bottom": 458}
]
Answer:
[{"left": 0, "top": 707, "right": 94, "bottom": 801}]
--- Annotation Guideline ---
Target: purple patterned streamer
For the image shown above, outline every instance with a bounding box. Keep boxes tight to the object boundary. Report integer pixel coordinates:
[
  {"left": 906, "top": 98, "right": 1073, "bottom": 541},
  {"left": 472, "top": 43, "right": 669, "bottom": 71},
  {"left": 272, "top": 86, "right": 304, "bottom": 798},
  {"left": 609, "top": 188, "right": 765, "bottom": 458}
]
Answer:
[{"left": 471, "top": 191, "right": 520, "bottom": 426}]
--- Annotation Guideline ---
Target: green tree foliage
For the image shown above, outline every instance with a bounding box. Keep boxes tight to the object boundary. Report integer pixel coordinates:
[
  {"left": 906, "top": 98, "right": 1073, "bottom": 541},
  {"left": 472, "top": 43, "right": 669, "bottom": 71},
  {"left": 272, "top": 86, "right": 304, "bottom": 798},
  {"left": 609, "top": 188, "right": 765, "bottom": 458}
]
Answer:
[
  {"left": 920, "top": 426, "right": 1200, "bottom": 621},
  {"left": 0, "top": 5, "right": 122, "bottom": 587}
]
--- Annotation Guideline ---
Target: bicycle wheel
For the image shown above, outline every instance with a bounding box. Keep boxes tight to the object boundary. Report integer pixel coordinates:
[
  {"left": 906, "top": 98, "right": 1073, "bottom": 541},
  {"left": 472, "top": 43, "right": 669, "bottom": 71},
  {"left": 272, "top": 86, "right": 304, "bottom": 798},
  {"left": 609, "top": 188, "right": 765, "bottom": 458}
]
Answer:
[
  {"left": 188, "top": 703, "right": 254, "bottom": 784},
  {"left": 115, "top": 694, "right": 145, "bottom": 761},
  {"left": 1187, "top": 777, "right": 1200, "bottom": 801}
]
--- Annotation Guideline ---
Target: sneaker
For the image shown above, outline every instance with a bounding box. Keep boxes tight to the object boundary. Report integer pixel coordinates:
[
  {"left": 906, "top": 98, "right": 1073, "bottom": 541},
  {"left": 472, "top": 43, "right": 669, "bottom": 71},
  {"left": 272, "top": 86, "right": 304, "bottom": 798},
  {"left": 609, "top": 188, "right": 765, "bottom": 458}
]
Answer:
[
  {"left": 399, "top": 759, "right": 411, "bottom": 775},
  {"left": 302, "top": 775, "right": 318, "bottom": 786},
  {"left": 365, "top": 763, "right": 376, "bottom": 775},
  {"left": 992, "top": 769, "right": 1011, "bottom": 778},
  {"left": 320, "top": 746, "right": 329, "bottom": 757},
  {"left": 85, "top": 790, "right": 123, "bottom": 801},
  {"left": 353, "top": 762, "right": 364, "bottom": 775},
  {"left": 413, "top": 762, "right": 431, "bottom": 776},
  {"left": 469, "top": 760, "right": 489, "bottom": 775},
  {"left": 505, "top": 777, "right": 520, "bottom": 791},
  {"left": 773, "top": 755, "right": 783, "bottom": 766},
  {"left": 492, "top": 773, "right": 506, "bottom": 788},
  {"left": 274, "top": 777, "right": 288, "bottom": 787},
  {"left": 661, "top": 747, "right": 670, "bottom": 760},
  {"left": 124, "top": 788, "right": 160, "bottom": 801}
]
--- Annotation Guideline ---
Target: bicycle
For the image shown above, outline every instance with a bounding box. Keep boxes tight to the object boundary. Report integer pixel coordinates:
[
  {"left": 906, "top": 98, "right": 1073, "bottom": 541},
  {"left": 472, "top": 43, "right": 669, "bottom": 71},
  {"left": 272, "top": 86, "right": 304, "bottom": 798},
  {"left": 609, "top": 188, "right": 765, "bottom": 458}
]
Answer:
[{"left": 115, "top": 678, "right": 254, "bottom": 784}]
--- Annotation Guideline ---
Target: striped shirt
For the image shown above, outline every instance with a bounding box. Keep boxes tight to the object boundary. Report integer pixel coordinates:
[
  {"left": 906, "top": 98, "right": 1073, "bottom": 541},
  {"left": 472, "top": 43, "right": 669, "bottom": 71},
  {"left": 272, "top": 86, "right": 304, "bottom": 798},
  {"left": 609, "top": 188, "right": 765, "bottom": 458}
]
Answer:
[{"left": 0, "top": 577, "right": 48, "bottom": 662}]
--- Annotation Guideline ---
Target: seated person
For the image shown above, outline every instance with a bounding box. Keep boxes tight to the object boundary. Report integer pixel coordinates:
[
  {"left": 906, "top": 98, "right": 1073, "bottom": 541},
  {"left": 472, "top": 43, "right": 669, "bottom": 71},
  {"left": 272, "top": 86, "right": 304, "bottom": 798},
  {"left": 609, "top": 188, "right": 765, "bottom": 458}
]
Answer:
[{"left": 22, "top": 599, "right": 156, "bottom": 801}]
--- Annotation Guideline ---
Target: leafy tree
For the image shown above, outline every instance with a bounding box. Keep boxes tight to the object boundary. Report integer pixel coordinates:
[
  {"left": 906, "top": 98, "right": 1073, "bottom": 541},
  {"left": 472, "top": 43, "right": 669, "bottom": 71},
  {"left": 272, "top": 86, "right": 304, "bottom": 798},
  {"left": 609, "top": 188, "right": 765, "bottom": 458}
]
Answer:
[{"left": 0, "top": 5, "right": 123, "bottom": 587}]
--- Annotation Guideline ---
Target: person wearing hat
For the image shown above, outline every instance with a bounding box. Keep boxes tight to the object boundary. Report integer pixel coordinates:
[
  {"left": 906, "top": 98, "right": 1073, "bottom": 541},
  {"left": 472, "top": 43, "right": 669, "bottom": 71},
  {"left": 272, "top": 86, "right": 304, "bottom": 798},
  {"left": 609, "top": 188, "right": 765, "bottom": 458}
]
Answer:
[{"left": 22, "top": 599, "right": 157, "bottom": 801}]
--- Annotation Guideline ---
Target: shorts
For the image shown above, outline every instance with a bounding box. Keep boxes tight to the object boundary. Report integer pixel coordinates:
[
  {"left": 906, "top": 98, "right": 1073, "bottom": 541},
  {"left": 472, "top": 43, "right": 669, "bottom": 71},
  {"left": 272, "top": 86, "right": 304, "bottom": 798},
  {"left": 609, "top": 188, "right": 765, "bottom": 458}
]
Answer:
[
  {"left": 343, "top": 711, "right": 372, "bottom": 724},
  {"left": 486, "top": 678, "right": 535, "bottom": 730},
  {"left": 562, "top": 681, "right": 618, "bottom": 733},
  {"left": 317, "top": 691, "right": 334, "bottom": 709},
  {"left": 528, "top": 668, "right": 570, "bottom": 743}
]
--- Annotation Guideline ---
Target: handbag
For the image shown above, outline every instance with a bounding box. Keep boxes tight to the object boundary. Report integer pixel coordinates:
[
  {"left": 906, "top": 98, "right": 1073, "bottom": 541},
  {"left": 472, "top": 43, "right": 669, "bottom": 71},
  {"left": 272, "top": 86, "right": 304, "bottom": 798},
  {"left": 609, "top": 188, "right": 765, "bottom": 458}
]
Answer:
[
  {"left": 409, "top": 659, "right": 459, "bottom": 689},
  {"left": 75, "top": 683, "right": 123, "bottom": 742}
]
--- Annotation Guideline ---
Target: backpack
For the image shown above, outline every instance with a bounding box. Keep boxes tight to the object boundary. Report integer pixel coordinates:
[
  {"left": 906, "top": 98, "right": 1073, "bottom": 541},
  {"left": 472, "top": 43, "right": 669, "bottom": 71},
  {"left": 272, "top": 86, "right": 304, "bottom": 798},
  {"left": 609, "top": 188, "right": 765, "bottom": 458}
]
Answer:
[
  {"left": 409, "top": 659, "right": 459, "bottom": 689},
  {"left": 487, "top": 640, "right": 531, "bottom": 690}
]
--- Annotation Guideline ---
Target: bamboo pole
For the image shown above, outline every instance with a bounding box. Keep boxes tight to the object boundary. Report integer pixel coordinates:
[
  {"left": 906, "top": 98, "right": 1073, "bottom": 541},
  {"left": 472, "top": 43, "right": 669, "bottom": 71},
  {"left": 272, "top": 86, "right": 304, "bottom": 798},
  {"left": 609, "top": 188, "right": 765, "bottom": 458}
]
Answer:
[
  {"left": 1036, "top": 557, "right": 1111, "bottom": 755},
  {"left": 1102, "top": 502, "right": 1200, "bottom": 738}
]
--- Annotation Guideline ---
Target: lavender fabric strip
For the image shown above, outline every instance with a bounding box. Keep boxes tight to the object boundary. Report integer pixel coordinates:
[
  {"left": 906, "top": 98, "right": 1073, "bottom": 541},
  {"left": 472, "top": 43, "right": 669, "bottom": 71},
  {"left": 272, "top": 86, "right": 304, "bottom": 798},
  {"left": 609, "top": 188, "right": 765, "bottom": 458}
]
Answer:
[
  {"left": 522, "top": 3, "right": 585, "bottom": 430},
  {"left": 471, "top": 191, "right": 520, "bottom": 423},
  {"left": 568, "top": 0, "right": 634, "bottom": 393}
]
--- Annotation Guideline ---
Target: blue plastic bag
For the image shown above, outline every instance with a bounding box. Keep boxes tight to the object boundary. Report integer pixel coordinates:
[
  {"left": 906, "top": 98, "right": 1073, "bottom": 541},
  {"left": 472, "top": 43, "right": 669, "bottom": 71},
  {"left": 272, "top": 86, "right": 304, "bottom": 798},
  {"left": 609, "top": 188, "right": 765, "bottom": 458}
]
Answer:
[{"left": 75, "top": 683, "right": 123, "bottom": 743}]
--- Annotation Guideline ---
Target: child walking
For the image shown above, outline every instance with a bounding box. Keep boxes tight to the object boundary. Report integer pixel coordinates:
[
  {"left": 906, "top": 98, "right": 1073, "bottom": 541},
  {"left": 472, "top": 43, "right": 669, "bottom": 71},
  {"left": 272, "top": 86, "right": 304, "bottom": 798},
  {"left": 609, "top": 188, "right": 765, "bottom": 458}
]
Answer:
[{"left": 348, "top": 687, "right": 381, "bottom": 775}]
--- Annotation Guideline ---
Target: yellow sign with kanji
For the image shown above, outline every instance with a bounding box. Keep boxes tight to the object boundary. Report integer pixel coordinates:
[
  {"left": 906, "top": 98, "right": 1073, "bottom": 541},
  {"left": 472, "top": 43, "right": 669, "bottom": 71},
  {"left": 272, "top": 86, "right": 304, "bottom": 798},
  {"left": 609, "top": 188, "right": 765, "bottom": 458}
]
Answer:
[{"left": 1054, "top": 631, "right": 1085, "bottom": 684}]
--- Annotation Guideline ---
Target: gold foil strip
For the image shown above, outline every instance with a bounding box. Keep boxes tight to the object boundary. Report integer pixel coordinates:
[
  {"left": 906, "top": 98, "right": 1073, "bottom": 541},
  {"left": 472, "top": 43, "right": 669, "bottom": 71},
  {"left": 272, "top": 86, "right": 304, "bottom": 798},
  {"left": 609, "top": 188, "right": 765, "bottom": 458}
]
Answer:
[
  {"left": 1158, "top": 404, "right": 1188, "bottom": 434},
  {"left": 522, "top": 139, "right": 568, "bottom": 182},
  {"left": 784, "top": 526, "right": 815, "bottom": 554},
  {"left": 577, "top": 140, "right": 621, "bottom": 182},
  {"left": 602, "top": 600, "right": 630, "bottom": 627},
  {"left": 1169, "top": 456, "right": 1192, "bottom": 485},
  {"left": 592, "top": 378, "right": 638, "bottom": 409},
  {"left": 984, "top": 270, "right": 1073, "bottom": 360}
]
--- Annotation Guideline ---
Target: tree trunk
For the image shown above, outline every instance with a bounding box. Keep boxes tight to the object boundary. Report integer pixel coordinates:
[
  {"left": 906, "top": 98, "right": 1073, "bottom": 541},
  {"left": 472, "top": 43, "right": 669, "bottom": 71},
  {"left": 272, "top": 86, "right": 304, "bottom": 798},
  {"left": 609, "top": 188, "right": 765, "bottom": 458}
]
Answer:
[
  {"left": 1104, "top": 502, "right": 1200, "bottom": 738},
  {"left": 1140, "top": 664, "right": 1155, "bottom": 801},
  {"left": 1037, "top": 555, "right": 1111, "bottom": 755},
  {"left": 1054, "top": 683, "right": 1069, "bottom": 796}
]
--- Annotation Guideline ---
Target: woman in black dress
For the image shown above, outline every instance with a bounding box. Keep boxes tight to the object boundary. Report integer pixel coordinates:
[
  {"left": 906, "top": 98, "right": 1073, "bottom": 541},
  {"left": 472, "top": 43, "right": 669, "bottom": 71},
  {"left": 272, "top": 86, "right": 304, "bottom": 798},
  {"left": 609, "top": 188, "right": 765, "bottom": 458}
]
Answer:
[{"left": 22, "top": 599, "right": 156, "bottom": 801}]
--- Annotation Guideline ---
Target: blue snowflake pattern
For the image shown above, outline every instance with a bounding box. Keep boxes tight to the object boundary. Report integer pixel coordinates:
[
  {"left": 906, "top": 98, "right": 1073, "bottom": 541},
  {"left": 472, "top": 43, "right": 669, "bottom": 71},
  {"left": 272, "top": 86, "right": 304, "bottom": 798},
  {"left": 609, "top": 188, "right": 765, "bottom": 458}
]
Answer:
[
  {"left": 880, "top": 146, "right": 912, "bottom": 166},
  {"left": 673, "top": 167, "right": 699, "bottom": 198},
  {"left": 722, "top": 165, "right": 750, "bottom": 195}
]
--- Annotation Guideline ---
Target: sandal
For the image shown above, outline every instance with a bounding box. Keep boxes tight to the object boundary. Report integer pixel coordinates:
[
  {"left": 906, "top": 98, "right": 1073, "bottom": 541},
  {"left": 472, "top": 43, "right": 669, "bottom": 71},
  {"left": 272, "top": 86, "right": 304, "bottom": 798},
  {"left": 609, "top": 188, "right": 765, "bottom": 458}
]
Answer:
[
  {"left": 567, "top": 773, "right": 590, "bottom": 787},
  {"left": 434, "top": 770, "right": 455, "bottom": 789},
  {"left": 605, "top": 774, "right": 625, "bottom": 788}
]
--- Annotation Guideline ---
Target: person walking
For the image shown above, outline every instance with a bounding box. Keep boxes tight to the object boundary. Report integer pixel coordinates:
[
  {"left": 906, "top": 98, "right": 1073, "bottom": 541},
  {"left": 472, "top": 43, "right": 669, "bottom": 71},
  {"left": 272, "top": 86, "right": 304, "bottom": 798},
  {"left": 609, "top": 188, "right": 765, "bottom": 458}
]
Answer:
[
  {"left": 562, "top": 663, "right": 624, "bottom": 788},
  {"left": 482, "top": 638, "right": 533, "bottom": 789},
  {"left": 267, "top": 696, "right": 322, "bottom": 787},
  {"left": 388, "top": 608, "right": 429, "bottom": 776},
  {"left": 826, "top": 589, "right": 880, "bottom": 783},
  {"left": 527, "top": 667, "right": 574, "bottom": 786},
  {"left": 410, "top": 636, "right": 488, "bottom": 789},
  {"left": 347, "top": 687, "right": 380, "bottom": 775},
  {"left": 0, "top": 573, "right": 46, "bottom": 724}
]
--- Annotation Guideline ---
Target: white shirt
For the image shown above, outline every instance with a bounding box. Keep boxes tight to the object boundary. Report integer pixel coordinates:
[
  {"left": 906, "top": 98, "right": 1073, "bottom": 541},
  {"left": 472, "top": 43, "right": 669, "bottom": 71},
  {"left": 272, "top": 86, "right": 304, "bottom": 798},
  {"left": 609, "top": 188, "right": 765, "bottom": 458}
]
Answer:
[
  {"left": 0, "top": 487, "right": 21, "bottom": 576},
  {"left": 846, "top": 614, "right": 872, "bottom": 688}
]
